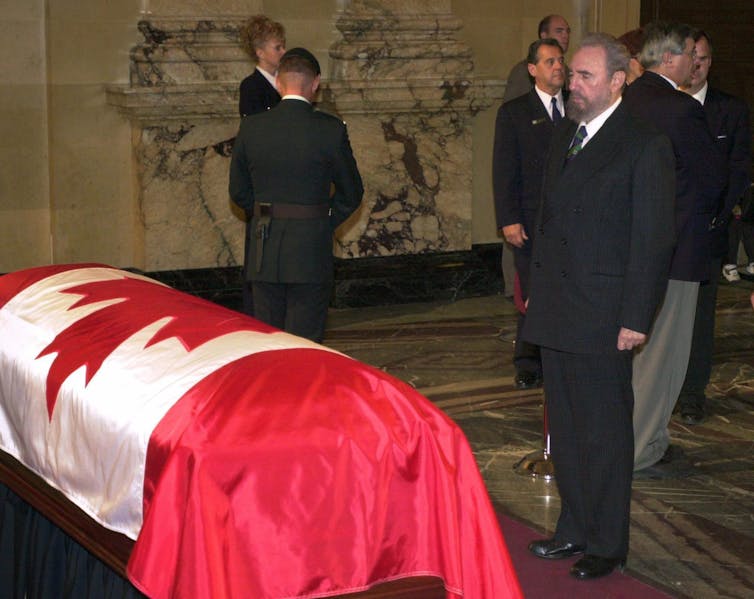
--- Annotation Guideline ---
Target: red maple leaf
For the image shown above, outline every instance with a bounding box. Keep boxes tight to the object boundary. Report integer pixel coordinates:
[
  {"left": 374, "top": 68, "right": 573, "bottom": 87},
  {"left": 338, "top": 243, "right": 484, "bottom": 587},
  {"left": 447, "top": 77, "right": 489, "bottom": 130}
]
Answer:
[{"left": 36, "top": 275, "right": 275, "bottom": 418}]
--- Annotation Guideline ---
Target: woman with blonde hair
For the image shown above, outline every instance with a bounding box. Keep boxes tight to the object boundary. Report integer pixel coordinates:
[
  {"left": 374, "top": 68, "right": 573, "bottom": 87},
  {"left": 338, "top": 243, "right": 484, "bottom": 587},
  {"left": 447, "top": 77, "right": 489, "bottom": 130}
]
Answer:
[{"left": 238, "top": 15, "right": 286, "bottom": 117}]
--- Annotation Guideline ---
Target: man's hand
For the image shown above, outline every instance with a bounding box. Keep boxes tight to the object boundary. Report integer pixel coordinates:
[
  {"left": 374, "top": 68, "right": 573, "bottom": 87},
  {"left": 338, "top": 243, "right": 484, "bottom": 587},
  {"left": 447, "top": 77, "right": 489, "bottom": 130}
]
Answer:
[
  {"left": 502, "top": 223, "right": 528, "bottom": 248},
  {"left": 617, "top": 327, "right": 646, "bottom": 351}
]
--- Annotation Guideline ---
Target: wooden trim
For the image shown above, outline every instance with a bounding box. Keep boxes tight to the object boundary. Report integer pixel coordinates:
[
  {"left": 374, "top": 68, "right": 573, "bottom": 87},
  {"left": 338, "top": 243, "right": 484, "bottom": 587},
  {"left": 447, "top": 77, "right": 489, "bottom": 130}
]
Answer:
[{"left": 0, "top": 449, "right": 134, "bottom": 576}]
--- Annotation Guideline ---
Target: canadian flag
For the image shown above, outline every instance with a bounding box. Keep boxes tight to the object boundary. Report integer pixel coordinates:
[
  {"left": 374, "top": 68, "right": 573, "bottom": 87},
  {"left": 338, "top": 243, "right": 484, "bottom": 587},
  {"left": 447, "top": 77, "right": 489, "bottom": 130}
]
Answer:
[{"left": 0, "top": 264, "right": 522, "bottom": 599}]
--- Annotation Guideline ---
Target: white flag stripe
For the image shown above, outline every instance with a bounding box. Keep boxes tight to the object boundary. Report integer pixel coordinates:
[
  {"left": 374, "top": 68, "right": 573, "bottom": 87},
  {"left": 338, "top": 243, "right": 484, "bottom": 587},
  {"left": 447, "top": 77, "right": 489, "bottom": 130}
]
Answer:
[{"left": 0, "top": 267, "right": 337, "bottom": 539}]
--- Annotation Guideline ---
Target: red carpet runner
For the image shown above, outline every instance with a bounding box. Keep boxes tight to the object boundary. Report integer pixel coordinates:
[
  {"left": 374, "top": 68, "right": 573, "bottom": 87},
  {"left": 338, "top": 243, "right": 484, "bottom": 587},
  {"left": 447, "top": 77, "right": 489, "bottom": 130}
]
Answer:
[{"left": 498, "top": 512, "right": 675, "bottom": 598}]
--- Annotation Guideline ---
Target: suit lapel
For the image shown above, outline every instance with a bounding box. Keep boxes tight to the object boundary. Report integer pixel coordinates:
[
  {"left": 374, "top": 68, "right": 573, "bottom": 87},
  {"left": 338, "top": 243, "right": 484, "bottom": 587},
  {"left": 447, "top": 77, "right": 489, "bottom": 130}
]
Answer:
[
  {"left": 702, "top": 89, "right": 723, "bottom": 136},
  {"left": 541, "top": 119, "right": 576, "bottom": 223},
  {"left": 526, "top": 89, "right": 552, "bottom": 127},
  {"left": 542, "top": 104, "right": 631, "bottom": 222}
]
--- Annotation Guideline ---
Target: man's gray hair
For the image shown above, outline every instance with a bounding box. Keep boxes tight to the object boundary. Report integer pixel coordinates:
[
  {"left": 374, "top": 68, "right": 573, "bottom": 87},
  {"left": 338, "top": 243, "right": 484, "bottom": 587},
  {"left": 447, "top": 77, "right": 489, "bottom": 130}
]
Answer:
[
  {"left": 639, "top": 21, "right": 694, "bottom": 69},
  {"left": 578, "top": 32, "right": 630, "bottom": 76}
]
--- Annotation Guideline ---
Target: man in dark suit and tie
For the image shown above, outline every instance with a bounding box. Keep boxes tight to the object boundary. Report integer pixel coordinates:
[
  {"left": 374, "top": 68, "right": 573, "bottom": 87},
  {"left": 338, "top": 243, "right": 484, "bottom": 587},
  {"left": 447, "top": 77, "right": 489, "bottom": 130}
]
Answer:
[
  {"left": 523, "top": 33, "right": 675, "bottom": 580},
  {"left": 676, "top": 30, "right": 751, "bottom": 424},
  {"left": 493, "top": 38, "right": 566, "bottom": 388},
  {"left": 229, "top": 47, "right": 364, "bottom": 342},
  {"left": 622, "top": 22, "right": 727, "bottom": 473},
  {"left": 500, "top": 15, "right": 571, "bottom": 298}
]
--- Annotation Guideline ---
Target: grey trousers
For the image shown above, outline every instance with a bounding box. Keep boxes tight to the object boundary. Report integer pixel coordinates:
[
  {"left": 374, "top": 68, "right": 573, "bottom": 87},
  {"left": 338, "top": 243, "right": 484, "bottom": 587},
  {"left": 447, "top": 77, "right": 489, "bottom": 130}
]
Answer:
[{"left": 632, "top": 279, "right": 699, "bottom": 470}]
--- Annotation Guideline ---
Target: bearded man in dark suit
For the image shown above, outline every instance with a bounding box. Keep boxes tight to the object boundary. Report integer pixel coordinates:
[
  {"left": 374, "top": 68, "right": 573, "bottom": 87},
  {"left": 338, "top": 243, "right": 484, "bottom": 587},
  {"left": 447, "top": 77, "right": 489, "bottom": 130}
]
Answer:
[
  {"left": 229, "top": 48, "right": 364, "bottom": 342},
  {"left": 493, "top": 37, "right": 566, "bottom": 389},
  {"left": 622, "top": 22, "right": 727, "bottom": 473},
  {"left": 523, "top": 33, "right": 675, "bottom": 580},
  {"left": 676, "top": 30, "right": 752, "bottom": 424}
]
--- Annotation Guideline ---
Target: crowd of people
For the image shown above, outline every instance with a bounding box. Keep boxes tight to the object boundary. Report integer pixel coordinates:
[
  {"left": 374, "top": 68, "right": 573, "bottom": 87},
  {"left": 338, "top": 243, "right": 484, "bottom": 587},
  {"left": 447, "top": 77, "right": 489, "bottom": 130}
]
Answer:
[
  {"left": 493, "top": 14, "right": 751, "bottom": 581},
  {"left": 227, "top": 11, "right": 752, "bottom": 584}
]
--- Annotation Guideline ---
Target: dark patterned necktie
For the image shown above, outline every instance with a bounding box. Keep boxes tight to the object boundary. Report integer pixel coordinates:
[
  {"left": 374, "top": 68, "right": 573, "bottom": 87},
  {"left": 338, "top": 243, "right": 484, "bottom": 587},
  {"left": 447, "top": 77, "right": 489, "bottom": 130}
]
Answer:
[
  {"left": 566, "top": 125, "right": 588, "bottom": 161},
  {"left": 551, "top": 97, "right": 562, "bottom": 123}
]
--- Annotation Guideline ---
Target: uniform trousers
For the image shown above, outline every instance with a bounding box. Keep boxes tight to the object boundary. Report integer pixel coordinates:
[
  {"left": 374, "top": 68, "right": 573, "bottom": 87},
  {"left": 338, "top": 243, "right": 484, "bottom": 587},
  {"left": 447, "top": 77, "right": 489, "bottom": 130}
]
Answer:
[
  {"left": 632, "top": 279, "right": 699, "bottom": 470},
  {"left": 241, "top": 222, "right": 254, "bottom": 315},
  {"left": 252, "top": 281, "right": 331, "bottom": 343},
  {"left": 541, "top": 347, "right": 634, "bottom": 559}
]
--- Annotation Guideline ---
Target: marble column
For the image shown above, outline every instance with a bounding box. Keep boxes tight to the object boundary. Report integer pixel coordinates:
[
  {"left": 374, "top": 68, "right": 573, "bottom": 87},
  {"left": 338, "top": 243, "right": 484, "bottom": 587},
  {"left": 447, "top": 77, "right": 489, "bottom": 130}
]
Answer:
[
  {"left": 326, "top": 0, "right": 500, "bottom": 259},
  {"left": 107, "top": 17, "right": 247, "bottom": 272}
]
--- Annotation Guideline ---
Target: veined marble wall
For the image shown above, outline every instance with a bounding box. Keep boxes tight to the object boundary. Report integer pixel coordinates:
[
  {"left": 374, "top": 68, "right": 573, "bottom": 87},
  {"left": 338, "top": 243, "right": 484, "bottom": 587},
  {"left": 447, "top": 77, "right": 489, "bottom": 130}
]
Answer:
[
  {"left": 108, "top": 4, "right": 503, "bottom": 270},
  {"left": 0, "top": 0, "right": 639, "bottom": 274}
]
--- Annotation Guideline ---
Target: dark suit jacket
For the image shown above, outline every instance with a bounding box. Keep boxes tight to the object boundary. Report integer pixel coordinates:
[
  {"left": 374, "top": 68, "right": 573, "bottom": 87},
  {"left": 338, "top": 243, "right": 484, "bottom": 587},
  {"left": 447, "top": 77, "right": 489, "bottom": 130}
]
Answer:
[
  {"left": 523, "top": 102, "right": 676, "bottom": 354},
  {"left": 229, "top": 99, "right": 363, "bottom": 284},
  {"left": 239, "top": 69, "right": 281, "bottom": 117},
  {"left": 622, "top": 71, "right": 727, "bottom": 281},
  {"left": 493, "top": 88, "right": 564, "bottom": 239},
  {"left": 703, "top": 87, "right": 752, "bottom": 257}
]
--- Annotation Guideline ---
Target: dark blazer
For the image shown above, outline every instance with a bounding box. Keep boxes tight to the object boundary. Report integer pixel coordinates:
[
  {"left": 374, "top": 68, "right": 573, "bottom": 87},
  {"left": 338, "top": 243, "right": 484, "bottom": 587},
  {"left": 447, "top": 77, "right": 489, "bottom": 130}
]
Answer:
[
  {"left": 239, "top": 69, "right": 281, "bottom": 117},
  {"left": 523, "top": 102, "right": 676, "bottom": 354},
  {"left": 622, "top": 71, "right": 727, "bottom": 281},
  {"left": 229, "top": 99, "right": 363, "bottom": 283},
  {"left": 703, "top": 87, "right": 752, "bottom": 257},
  {"left": 493, "top": 88, "right": 564, "bottom": 234}
]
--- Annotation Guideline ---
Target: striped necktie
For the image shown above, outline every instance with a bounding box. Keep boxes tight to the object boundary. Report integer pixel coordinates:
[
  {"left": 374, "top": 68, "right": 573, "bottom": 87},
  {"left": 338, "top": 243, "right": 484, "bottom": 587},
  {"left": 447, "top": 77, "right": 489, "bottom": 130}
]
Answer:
[
  {"left": 566, "top": 125, "right": 588, "bottom": 162},
  {"left": 551, "top": 97, "right": 562, "bottom": 123}
]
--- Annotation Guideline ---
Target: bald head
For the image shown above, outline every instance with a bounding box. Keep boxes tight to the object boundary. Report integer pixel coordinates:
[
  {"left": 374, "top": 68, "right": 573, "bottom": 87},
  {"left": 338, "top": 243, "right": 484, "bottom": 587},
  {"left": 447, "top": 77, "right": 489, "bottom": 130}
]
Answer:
[{"left": 540, "top": 14, "right": 571, "bottom": 53}]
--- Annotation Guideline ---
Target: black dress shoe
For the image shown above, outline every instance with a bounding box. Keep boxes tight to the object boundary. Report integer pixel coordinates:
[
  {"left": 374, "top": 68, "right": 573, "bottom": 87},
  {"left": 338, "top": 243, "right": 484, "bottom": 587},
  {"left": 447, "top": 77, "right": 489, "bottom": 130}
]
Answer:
[
  {"left": 515, "top": 370, "right": 543, "bottom": 389},
  {"left": 528, "top": 538, "right": 585, "bottom": 560},
  {"left": 570, "top": 554, "right": 625, "bottom": 579},
  {"left": 680, "top": 402, "right": 705, "bottom": 425}
]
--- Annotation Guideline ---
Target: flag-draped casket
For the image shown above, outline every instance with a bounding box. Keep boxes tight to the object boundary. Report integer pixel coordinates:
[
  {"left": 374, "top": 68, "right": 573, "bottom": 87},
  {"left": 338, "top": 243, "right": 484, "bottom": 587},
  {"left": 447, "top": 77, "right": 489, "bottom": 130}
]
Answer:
[{"left": 0, "top": 264, "right": 522, "bottom": 599}]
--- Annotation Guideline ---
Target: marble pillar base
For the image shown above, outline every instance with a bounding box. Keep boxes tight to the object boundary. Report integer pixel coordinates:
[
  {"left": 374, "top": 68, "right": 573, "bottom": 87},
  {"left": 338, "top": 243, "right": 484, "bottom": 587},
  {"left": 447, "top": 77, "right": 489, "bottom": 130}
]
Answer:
[{"left": 143, "top": 244, "right": 504, "bottom": 311}]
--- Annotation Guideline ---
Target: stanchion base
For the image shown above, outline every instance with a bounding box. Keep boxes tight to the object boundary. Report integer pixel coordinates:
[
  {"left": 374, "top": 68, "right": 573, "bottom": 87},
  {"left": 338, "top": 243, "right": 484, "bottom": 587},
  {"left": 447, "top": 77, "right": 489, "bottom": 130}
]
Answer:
[{"left": 513, "top": 449, "right": 555, "bottom": 480}]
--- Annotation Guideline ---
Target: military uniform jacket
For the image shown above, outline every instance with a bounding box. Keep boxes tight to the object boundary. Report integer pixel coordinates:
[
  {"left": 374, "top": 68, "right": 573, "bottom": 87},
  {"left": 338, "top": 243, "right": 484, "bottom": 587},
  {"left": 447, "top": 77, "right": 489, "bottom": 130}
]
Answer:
[
  {"left": 239, "top": 68, "right": 281, "bottom": 117},
  {"left": 523, "top": 103, "right": 676, "bottom": 354},
  {"left": 229, "top": 99, "right": 364, "bottom": 283}
]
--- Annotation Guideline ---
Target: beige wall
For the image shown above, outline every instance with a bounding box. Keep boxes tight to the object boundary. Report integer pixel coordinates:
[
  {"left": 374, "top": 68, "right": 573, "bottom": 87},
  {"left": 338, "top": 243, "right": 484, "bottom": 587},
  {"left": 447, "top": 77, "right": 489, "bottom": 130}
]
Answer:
[
  {"left": 0, "top": 0, "right": 639, "bottom": 273},
  {"left": 0, "top": 2, "right": 51, "bottom": 270},
  {"left": 45, "top": 1, "right": 140, "bottom": 269}
]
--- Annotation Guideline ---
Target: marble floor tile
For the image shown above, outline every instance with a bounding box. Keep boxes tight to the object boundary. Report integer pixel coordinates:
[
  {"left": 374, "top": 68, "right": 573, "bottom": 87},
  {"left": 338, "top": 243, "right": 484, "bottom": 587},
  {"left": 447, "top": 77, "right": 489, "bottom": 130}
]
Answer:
[{"left": 324, "top": 278, "right": 754, "bottom": 599}]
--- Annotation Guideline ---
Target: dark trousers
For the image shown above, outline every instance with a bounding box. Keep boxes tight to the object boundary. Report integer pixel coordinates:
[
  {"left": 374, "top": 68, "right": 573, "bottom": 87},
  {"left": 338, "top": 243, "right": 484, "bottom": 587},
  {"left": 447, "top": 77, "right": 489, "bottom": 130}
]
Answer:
[
  {"left": 541, "top": 347, "right": 634, "bottom": 559},
  {"left": 728, "top": 217, "right": 754, "bottom": 265},
  {"left": 678, "top": 256, "right": 722, "bottom": 410},
  {"left": 252, "top": 280, "right": 331, "bottom": 343},
  {"left": 513, "top": 246, "right": 541, "bottom": 374}
]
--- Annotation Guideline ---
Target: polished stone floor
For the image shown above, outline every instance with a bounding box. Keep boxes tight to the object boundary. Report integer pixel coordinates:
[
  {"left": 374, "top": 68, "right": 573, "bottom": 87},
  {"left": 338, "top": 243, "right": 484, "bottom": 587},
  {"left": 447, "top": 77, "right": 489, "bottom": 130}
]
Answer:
[{"left": 323, "top": 277, "right": 754, "bottom": 599}]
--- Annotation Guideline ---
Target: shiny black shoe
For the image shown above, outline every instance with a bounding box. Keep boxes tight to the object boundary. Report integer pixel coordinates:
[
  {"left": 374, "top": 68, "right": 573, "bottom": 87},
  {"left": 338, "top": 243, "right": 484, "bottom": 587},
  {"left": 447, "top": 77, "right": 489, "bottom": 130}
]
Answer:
[
  {"left": 570, "top": 554, "right": 625, "bottom": 579},
  {"left": 515, "top": 370, "right": 543, "bottom": 389},
  {"left": 528, "top": 538, "right": 585, "bottom": 560}
]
